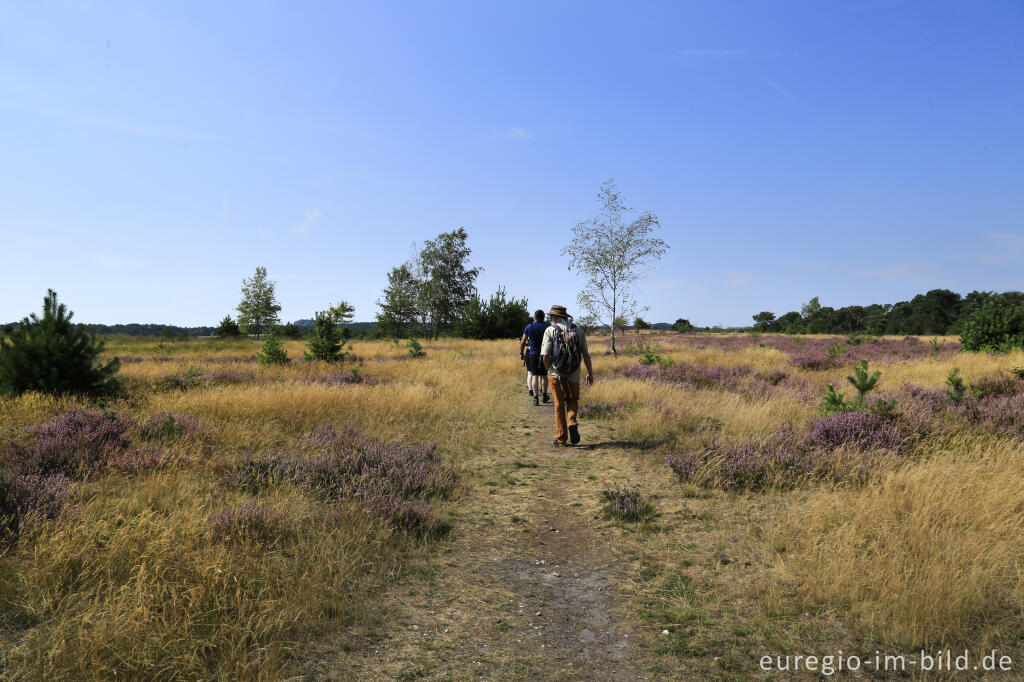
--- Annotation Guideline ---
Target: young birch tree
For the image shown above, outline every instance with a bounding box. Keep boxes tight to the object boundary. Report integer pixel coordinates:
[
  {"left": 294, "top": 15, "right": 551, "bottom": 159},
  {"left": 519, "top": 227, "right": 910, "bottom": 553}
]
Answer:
[{"left": 563, "top": 180, "right": 668, "bottom": 355}]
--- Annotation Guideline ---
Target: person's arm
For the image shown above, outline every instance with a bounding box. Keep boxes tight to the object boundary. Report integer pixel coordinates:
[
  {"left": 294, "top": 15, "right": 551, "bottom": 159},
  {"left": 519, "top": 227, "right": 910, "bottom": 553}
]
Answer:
[
  {"left": 543, "top": 354, "right": 551, "bottom": 372},
  {"left": 519, "top": 333, "right": 528, "bottom": 358},
  {"left": 582, "top": 351, "right": 594, "bottom": 386}
]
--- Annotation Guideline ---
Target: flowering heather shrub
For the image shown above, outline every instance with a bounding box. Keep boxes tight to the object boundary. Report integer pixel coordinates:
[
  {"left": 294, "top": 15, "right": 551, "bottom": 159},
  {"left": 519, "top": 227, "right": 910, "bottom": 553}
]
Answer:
[
  {"left": 619, "top": 365, "right": 662, "bottom": 382},
  {"left": 808, "top": 412, "right": 905, "bottom": 450},
  {"left": 140, "top": 412, "right": 202, "bottom": 440},
  {"left": 971, "top": 374, "right": 1023, "bottom": 398},
  {"left": 106, "top": 447, "right": 174, "bottom": 473},
  {"left": 210, "top": 503, "right": 285, "bottom": 546},
  {"left": 24, "top": 408, "right": 131, "bottom": 477},
  {"left": 361, "top": 495, "right": 452, "bottom": 538},
  {"left": 790, "top": 349, "right": 839, "bottom": 371},
  {"left": 578, "top": 400, "right": 627, "bottom": 419},
  {"left": 600, "top": 486, "right": 657, "bottom": 523},
  {"left": 227, "top": 425, "right": 457, "bottom": 534},
  {"left": 620, "top": 362, "right": 812, "bottom": 400},
  {"left": 0, "top": 472, "right": 72, "bottom": 537},
  {"left": 666, "top": 451, "right": 702, "bottom": 483}
]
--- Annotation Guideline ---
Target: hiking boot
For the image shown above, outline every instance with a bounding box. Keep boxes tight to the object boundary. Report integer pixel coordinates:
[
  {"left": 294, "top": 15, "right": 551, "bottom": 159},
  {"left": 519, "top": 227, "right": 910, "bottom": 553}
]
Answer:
[
  {"left": 552, "top": 440, "right": 566, "bottom": 447},
  {"left": 568, "top": 424, "right": 580, "bottom": 444},
  {"left": 533, "top": 396, "right": 540, "bottom": 406},
  {"left": 542, "top": 393, "right": 550, "bottom": 403}
]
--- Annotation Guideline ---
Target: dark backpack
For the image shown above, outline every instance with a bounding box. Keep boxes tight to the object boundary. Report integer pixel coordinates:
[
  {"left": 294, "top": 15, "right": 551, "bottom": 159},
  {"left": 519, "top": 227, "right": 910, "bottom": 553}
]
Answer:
[{"left": 550, "top": 320, "right": 582, "bottom": 374}]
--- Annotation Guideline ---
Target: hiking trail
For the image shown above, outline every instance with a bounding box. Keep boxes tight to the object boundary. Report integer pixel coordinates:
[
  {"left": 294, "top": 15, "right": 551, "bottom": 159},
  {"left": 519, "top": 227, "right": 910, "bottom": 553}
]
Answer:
[{"left": 308, "top": 384, "right": 657, "bottom": 680}]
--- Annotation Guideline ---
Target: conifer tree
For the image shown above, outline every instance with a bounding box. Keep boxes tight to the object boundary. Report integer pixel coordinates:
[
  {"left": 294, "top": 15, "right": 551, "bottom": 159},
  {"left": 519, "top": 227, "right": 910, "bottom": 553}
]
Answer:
[
  {"left": 303, "top": 311, "right": 348, "bottom": 362},
  {"left": 0, "top": 289, "right": 120, "bottom": 396}
]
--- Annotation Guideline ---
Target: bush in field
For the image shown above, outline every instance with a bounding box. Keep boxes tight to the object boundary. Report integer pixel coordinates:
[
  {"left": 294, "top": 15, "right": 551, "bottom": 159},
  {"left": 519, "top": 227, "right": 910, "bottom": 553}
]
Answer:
[
  {"left": 139, "top": 412, "right": 201, "bottom": 440},
  {"left": 0, "top": 470, "right": 72, "bottom": 537},
  {"left": 671, "top": 318, "right": 695, "bottom": 333},
  {"left": 217, "top": 315, "right": 241, "bottom": 338},
  {"left": 960, "top": 293, "right": 1024, "bottom": 351},
  {"left": 303, "top": 311, "right": 349, "bottom": 363},
  {"left": 226, "top": 424, "right": 456, "bottom": 535},
  {"left": 637, "top": 345, "right": 673, "bottom": 369},
  {"left": 256, "top": 331, "right": 290, "bottom": 366},
  {"left": 0, "top": 290, "right": 120, "bottom": 397},
  {"left": 21, "top": 408, "right": 132, "bottom": 478},
  {"left": 406, "top": 338, "right": 425, "bottom": 358},
  {"left": 210, "top": 503, "right": 286, "bottom": 546},
  {"left": 600, "top": 486, "right": 657, "bottom": 523}
]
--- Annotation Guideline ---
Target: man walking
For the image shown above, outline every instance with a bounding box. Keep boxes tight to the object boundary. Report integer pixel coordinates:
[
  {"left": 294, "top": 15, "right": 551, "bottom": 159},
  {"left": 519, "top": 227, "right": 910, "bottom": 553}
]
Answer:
[
  {"left": 541, "top": 305, "right": 594, "bottom": 446},
  {"left": 520, "top": 310, "right": 550, "bottom": 406}
]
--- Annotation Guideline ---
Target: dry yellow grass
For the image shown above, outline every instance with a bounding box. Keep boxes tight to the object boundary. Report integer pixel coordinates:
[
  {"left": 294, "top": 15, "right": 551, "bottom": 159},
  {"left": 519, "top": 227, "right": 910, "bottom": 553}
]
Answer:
[{"left": 0, "top": 336, "right": 522, "bottom": 680}]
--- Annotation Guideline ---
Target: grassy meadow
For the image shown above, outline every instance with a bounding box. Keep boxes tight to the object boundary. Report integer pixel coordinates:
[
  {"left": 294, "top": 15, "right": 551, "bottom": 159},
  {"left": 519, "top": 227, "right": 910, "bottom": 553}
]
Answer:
[{"left": 3, "top": 331, "right": 1024, "bottom": 678}]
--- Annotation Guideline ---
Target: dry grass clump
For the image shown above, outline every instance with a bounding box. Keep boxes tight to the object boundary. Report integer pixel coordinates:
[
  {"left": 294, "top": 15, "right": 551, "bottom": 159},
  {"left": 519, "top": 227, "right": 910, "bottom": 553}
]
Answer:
[{"left": 767, "top": 433, "right": 1024, "bottom": 648}]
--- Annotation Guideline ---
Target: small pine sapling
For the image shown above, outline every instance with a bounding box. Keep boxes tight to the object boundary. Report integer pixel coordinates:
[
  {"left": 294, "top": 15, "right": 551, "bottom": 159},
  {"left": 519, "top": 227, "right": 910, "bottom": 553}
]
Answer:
[
  {"left": 406, "top": 338, "right": 425, "bottom": 358},
  {"left": 820, "top": 383, "right": 852, "bottom": 415},
  {"left": 946, "top": 367, "right": 967, "bottom": 404},
  {"left": 929, "top": 337, "right": 944, "bottom": 358},
  {"left": 827, "top": 341, "right": 849, "bottom": 358},
  {"left": 256, "top": 331, "right": 290, "bottom": 366},
  {"left": 846, "top": 359, "right": 881, "bottom": 410},
  {"left": 868, "top": 397, "right": 900, "bottom": 419}
]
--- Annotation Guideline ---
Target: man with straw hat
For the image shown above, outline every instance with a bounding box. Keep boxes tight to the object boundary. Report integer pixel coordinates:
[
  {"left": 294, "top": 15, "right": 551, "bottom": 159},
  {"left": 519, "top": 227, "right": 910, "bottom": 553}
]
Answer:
[{"left": 541, "top": 304, "right": 594, "bottom": 446}]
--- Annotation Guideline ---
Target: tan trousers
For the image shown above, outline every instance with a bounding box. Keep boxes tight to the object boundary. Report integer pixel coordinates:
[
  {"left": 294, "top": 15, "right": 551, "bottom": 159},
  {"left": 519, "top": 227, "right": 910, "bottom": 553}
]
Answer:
[{"left": 550, "top": 376, "right": 580, "bottom": 443}]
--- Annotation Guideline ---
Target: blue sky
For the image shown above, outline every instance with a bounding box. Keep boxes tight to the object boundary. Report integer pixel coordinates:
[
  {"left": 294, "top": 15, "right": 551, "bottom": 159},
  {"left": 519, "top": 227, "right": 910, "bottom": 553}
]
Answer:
[{"left": 2, "top": 1, "right": 1022, "bottom": 327}]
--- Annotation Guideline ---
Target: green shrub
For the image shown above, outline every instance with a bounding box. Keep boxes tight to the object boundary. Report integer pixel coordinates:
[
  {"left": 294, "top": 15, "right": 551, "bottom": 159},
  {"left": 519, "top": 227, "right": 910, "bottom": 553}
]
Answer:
[
  {"left": 303, "top": 312, "right": 349, "bottom": 363},
  {"left": 0, "top": 290, "right": 120, "bottom": 396},
  {"left": 256, "top": 332, "right": 290, "bottom": 366},
  {"left": 406, "top": 338, "right": 425, "bottom": 358},
  {"left": 960, "top": 294, "right": 1024, "bottom": 351}
]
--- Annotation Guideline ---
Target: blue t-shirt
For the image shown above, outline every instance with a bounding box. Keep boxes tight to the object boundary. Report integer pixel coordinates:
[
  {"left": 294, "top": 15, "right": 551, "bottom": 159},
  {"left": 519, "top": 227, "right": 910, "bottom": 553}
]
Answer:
[{"left": 524, "top": 321, "right": 550, "bottom": 355}]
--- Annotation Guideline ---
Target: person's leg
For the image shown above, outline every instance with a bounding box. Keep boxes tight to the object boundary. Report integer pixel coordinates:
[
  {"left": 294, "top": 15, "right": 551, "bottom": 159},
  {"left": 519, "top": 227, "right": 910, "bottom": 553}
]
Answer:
[
  {"left": 550, "top": 378, "right": 568, "bottom": 443},
  {"left": 541, "top": 374, "right": 549, "bottom": 401},
  {"left": 566, "top": 380, "right": 580, "bottom": 443}
]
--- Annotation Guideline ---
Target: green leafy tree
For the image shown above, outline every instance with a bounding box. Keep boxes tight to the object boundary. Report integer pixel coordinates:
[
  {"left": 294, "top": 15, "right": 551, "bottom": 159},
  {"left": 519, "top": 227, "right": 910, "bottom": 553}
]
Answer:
[
  {"left": 236, "top": 266, "right": 281, "bottom": 339},
  {"left": 415, "top": 228, "right": 482, "bottom": 338},
  {"left": 454, "top": 287, "right": 530, "bottom": 339},
  {"left": 633, "top": 317, "right": 651, "bottom": 330},
  {"left": 327, "top": 301, "right": 355, "bottom": 326},
  {"left": 960, "top": 293, "right": 1024, "bottom": 351},
  {"left": 752, "top": 311, "right": 775, "bottom": 332},
  {"left": 217, "top": 315, "right": 241, "bottom": 338},
  {"left": 671, "top": 318, "right": 695, "bottom": 333},
  {"left": 256, "top": 330, "right": 290, "bottom": 365},
  {"left": 563, "top": 179, "right": 668, "bottom": 354},
  {"left": 376, "top": 263, "right": 421, "bottom": 339},
  {"left": 0, "top": 289, "right": 120, "bottom": 396},
  {"left": 303, "top": 311, "right": 348, "bottom": 362}
]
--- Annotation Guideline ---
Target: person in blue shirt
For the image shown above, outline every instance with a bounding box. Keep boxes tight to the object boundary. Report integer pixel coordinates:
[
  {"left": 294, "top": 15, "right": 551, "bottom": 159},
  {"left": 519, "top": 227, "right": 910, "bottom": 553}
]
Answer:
[{"left": 519, "top": 310, "right": 550, "bottom": 406}]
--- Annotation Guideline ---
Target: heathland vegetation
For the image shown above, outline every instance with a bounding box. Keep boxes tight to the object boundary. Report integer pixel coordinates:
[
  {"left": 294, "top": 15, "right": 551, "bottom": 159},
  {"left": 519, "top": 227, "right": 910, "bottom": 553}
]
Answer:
[{"left": 4, "top": 319, "right": 1024, "bottom": 677}]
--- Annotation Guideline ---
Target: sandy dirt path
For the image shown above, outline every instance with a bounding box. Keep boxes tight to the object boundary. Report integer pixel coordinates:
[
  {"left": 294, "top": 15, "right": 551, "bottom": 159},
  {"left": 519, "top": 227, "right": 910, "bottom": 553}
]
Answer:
[{"left": 307, "top": 385, "right": 656, "bottom": 681}]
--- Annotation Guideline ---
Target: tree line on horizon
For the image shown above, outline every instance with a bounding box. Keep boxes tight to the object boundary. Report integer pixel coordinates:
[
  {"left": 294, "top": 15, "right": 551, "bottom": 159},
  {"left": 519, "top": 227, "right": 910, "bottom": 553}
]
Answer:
[{"left": 751, "top": 289, "right": 1024, "bottom": 336}]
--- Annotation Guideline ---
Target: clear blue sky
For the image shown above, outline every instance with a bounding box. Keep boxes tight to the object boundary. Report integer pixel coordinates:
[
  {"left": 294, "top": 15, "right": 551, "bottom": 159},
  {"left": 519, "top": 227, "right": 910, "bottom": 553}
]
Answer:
[{"left": 2, "top": 1, "right": 1022, "bottom": 327}]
